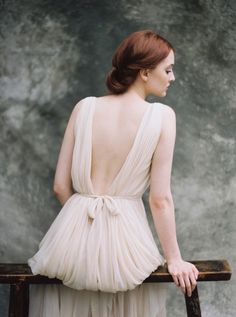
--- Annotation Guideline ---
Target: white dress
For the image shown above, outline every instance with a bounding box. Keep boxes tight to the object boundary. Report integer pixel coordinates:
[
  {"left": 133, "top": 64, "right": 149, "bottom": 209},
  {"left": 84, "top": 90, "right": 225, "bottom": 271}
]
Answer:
[{"left": 28, "top": 96, "right": 167, "bottom": 317}]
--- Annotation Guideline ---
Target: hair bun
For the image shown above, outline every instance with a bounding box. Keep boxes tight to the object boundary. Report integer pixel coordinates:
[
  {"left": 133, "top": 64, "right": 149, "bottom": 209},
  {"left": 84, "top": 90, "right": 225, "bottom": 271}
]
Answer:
[
  {"left": 106, "top": 68, "right": 127, "bottom": 94},
  {"left": 105, "top": 30, "right": 174, "bottom": 95}
]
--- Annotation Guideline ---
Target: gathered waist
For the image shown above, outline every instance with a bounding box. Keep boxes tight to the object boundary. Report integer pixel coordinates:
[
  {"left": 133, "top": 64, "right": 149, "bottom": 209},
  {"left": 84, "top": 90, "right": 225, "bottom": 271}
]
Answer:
[
  {"left": 76, "top": 192, "right": 142, "bottom": 219},
  {"left": 78, "top": 193, "right": 141, "bottom": 200}
]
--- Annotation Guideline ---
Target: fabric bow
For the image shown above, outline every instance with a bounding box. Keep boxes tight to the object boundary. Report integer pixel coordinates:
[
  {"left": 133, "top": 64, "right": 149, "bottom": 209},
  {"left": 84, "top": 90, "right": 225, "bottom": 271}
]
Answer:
[{"left": 87, "top": 195, "right": 120, "bottom": 219}]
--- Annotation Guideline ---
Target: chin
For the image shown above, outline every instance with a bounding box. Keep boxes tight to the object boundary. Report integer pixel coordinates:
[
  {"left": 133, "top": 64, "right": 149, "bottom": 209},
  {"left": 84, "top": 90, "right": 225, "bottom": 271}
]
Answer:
[
  {"left": 160, "top": 91, "right": 167, "bottom": 97},
  {"left": 153, "top": 89, "right": 167, "bottom": 98},
  {"left": 154, "top": 91, "right": 164, "bottom": 97}
]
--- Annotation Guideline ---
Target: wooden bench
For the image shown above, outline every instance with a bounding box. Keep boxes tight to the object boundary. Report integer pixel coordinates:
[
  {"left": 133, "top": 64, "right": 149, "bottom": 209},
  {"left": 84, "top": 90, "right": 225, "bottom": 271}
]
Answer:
[{"left": 0, "top": 259, "right": 231, "bottom": 317}]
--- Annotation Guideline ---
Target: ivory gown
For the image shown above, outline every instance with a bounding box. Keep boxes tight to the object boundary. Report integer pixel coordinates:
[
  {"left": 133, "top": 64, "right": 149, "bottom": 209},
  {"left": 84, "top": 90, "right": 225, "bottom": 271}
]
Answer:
[{"left": 28, "top": 96, "right": 168, "bottom": 317}]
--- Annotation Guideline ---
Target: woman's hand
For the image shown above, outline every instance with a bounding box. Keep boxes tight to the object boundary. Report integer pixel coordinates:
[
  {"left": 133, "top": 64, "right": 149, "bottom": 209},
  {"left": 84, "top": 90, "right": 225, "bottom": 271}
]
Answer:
[{"left": 167, "top": 259, "right": 199, "bottom": 297}]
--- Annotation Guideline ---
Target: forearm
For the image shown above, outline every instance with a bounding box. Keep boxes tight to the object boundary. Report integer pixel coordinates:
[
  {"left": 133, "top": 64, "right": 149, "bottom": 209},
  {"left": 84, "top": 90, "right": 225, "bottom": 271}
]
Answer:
[
  {"left": 150, "top": 197, "right": 182, "bottom": 263},
  {"left": 53, "top": 186, "right": 74, "bottom": 206}
]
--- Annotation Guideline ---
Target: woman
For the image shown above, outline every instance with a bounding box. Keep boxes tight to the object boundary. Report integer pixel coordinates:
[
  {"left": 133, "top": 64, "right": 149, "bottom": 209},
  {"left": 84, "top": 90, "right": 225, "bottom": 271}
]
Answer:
[{"left": 28, "top": 29, "right": 199, "bottom": 317}]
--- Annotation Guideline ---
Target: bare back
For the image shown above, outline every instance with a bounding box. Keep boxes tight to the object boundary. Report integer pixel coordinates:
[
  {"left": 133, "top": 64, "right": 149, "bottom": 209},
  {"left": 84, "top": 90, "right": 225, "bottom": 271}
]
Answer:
[
  {"left": 90, "top": 95, "right": 152, "bottom": 194},
  {"left": 53, "top": 94, "right": 175, "bottom": 206}
]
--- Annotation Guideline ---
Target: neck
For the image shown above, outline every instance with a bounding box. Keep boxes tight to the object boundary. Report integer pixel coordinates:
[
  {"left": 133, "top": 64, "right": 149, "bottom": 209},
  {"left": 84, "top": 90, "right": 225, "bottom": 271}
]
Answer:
[{"left": 120, "top": 85, "right": 148, "bottom": 102}]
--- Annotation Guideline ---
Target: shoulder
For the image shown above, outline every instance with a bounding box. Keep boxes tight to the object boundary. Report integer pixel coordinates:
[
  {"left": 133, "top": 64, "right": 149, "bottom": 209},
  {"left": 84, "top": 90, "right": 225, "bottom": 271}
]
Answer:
[
  {"left": 64, "top": 97, "right": 94, "bottom": 126},
  {"left": 155, "top": 102, "right": 175, "bottom": 117},
  {"left": 74, "top": 96, "right": 94, "bottom": 109},
  {"left": 72, "top": 96, "right": 95, "bottom": 114},
  {"left": 154, "top": 102, "right": 176, "bottom": 124},
  {"left": 154, "top": 102, "right": 176, "bottom": 136}
]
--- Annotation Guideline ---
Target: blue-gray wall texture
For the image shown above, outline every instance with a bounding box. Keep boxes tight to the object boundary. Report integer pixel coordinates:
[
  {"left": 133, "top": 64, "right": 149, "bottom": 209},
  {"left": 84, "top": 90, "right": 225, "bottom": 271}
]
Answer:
[{"left": 0, "top": 0, "right": 235, "bottom": 316}]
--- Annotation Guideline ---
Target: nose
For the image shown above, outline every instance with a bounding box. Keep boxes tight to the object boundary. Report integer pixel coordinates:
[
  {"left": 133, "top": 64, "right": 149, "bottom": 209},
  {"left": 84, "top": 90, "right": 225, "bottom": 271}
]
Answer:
[{"left": 170, "top": 71, "right": 175, "bottom": 82}]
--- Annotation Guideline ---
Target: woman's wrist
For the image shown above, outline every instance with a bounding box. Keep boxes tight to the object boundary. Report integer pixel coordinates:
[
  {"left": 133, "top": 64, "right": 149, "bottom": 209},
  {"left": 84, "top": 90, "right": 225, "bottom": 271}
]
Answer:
[{"left": 166, "top": 255, "right": 183, "bottom": 264}]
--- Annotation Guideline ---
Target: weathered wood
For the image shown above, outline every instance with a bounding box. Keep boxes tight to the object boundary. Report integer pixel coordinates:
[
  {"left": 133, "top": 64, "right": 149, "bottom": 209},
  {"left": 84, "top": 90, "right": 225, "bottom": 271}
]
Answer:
[
  {"left": 8, "top": 282, "right": 29, "bottom": 317},
  {"left": 145, "top": 259, "right": 232, "bottom": 283},
  {"left": 0, "top": 259, "right": 232, "bottom": 317},
  {"left": 0, "top": 259, "right": 232, "bottom": 284},
  {"left": 185, "top": 286, "right": 202, "bottom": 317}
]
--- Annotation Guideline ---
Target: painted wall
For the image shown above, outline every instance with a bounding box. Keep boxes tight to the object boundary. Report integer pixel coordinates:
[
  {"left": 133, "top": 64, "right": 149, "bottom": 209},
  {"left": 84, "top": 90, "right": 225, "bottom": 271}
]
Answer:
[{"left": 0, "top": 0, "right": 235, "bottom": 316}]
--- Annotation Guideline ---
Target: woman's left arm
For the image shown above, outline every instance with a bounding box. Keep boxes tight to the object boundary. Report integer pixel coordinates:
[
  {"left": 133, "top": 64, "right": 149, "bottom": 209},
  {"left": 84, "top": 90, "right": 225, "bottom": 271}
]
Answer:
[{"left": 53, "top": 99, "right": 82, "bottom": 205}]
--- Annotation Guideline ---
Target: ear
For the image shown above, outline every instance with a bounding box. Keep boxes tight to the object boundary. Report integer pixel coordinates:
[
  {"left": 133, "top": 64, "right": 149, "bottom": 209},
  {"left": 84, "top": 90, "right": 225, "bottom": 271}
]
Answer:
[{"left": 139, "top": 69, "right": 149, "bottom": 82}]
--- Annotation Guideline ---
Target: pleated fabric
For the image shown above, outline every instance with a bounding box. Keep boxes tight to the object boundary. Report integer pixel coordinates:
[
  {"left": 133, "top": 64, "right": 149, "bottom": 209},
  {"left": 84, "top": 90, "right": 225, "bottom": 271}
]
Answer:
[{"left": 28, "top": 96, "right": 168, "bottom": 317}]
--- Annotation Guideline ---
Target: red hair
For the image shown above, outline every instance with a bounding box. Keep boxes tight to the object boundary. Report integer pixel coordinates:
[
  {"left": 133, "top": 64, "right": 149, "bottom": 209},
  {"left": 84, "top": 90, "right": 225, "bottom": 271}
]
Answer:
[{"left": 106, "top": 29, "right": 175, "bottom": 95}]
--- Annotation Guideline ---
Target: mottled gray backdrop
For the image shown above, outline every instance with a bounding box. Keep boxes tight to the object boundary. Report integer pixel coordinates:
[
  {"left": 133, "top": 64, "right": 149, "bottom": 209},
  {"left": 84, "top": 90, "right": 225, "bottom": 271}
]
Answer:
[{"left": 0, "top": 0, "right": 235, "bottom": 316}]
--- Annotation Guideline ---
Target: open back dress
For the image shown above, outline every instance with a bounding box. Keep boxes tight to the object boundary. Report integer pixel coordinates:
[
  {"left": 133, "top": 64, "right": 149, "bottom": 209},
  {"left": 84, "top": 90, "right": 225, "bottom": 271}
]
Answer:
[{"left": 28, "top": 96, "right": 167, "bottom": 317}]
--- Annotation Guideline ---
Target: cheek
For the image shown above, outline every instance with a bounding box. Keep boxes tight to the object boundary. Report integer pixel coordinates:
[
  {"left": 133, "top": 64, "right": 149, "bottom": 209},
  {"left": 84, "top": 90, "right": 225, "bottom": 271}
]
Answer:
[
  {"left": 162, "top": 73, "right": 168, "bottom": 83},
  {"left": 157, "top": 72, "right": 167, "bottom": 84},
  {"left": 149, "top": 72, "right": 167, "bottom": 87}
]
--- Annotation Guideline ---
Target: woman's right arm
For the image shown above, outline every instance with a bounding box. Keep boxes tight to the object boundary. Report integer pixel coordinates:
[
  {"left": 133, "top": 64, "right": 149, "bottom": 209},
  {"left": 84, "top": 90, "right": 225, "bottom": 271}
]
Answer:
[{"left": 149, "top": 105, "right": 199, "bottom": 297}]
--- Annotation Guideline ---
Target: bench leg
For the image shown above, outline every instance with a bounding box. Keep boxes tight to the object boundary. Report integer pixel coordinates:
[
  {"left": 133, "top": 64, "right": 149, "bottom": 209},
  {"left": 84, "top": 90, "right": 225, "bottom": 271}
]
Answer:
[
  {"left": 185, "top": 285, "right": 202, "bottom": 317},
  {"left": 8, "top": 283, "right": 29, "bottom": 317}
]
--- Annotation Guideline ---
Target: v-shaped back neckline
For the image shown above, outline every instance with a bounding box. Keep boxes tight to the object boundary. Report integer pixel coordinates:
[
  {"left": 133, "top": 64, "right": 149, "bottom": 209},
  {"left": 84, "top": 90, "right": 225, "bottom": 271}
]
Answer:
[{"left": 88, "top": 96, "right": 153, "bottom": 194}]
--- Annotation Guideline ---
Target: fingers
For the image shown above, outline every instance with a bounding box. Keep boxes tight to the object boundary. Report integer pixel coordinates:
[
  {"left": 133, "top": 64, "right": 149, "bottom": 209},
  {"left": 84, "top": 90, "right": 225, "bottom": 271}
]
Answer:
[
  {"left": 172, "top": 274, "right": 180, "bottom": 288},
  {"left": 184, "top": 273, "right": 193, "bottom": 297},
  {"left": 189, "top": 271, "right": 197, "bottom": 293},
  {"left": 173, "top": 271, "right": 198, "bottom": 297},
  {"left": 193, "top": 266, "right": 199, "bottom": 280},
  {"left": 169, "top": 262, "right": 199, "bottom": 297},
  {"left": 177, "top": 275, "right": 187, "bottom": 295}
]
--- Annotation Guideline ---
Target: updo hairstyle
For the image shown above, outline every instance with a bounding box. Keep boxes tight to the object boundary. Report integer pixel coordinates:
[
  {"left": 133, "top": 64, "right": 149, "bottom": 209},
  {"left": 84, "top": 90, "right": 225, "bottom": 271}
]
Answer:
[{"left": 106, "top": 29, "right": 174, "bottom": 95}]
